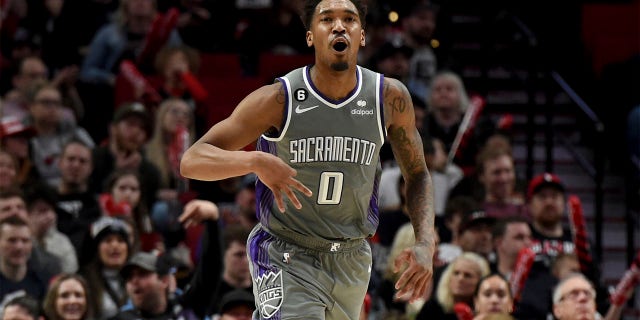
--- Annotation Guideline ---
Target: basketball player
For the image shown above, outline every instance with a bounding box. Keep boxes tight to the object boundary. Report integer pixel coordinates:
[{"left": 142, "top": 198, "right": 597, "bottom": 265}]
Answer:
[{"left": 180, "top": 0, "right": 436, "bottom": 318}]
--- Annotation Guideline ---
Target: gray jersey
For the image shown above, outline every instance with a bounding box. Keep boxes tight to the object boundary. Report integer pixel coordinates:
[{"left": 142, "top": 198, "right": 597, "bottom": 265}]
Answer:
[{"left": 256, "top": 65, "right": 386, "bottom": 241}]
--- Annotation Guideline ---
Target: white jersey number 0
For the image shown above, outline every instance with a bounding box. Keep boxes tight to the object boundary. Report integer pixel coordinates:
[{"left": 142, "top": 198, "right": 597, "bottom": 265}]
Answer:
[{"left": 317, "top": 172, "right": 344, "bottom": 204}]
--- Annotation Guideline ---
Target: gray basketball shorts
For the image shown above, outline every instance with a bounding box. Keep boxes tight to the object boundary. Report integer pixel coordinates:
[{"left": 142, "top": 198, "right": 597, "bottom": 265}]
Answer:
[{"left": 247, "top": 224, "right": 372, "bottom": 320}]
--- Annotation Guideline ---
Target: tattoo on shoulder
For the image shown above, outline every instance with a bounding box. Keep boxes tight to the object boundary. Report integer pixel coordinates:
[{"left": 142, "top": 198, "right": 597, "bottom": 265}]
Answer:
[{"left": 384, "top": 80, "right": 409, "bottom": 116}]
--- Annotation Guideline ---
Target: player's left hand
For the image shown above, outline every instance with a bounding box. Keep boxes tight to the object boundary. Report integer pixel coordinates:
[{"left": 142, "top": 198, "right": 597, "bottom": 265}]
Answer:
[{"left": 393, "top": 243, "right": 434, "bottom": 303}]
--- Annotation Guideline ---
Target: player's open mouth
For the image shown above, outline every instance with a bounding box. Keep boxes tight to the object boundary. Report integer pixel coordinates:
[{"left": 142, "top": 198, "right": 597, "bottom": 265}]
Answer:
[{"left": 333, "top": 42, "right": 347, "bottom": 52}]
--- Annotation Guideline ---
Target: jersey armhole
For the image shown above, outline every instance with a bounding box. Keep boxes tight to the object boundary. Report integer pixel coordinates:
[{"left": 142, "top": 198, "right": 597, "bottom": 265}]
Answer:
[{"left": 262, "top": 77, "right": 292, "bottom": 141}]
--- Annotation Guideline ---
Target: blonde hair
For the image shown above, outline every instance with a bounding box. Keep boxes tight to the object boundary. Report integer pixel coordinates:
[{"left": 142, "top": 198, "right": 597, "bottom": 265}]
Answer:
[
  {"left": 436, "top": 252, "right": 490, "bottom": 313},
  {"left": 427, "top": 71, "right": 470, "bottom": 112},
  {"left": 383, "top": 223, "right": 415, "bottom": 282},
  {"left": 145, "top": 98, "right": 195, "bottom": 187}
]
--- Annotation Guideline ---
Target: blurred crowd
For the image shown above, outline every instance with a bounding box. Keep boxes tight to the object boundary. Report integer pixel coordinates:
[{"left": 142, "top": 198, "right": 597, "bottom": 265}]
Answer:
[{"left": 0, "top": 0, "right": 637, "bottom": 320}]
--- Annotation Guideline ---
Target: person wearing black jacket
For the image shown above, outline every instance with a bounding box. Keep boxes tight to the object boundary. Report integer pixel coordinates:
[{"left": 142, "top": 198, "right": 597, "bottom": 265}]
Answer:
[{"left": 110, "top": 199, "right": 223, "bottom": 320}]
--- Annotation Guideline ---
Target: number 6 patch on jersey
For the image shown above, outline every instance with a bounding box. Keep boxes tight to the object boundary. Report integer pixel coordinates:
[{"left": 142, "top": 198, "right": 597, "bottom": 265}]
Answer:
[{"left": 255, "top": 269, "right": 284, "bottom": 318}]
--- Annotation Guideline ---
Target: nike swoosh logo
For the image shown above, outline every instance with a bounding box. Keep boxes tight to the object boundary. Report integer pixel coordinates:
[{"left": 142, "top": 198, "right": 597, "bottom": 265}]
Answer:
[{"left": 295, "top": 105, "right": 320, "bottom": 114}]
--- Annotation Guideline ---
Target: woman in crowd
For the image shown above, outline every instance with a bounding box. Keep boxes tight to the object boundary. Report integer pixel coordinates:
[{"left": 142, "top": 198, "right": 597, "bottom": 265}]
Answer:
[
  {"left": 416, "top": 252, "right": 490, "bottom": 320},
  {"left": 101, "top": 168, "right": 163, "bottom": 253},
  {"left": 473, "top": 274, "right": 514, "bottom": 320},
  {"left": 425, "top": 71, "right": 495, "bottom": 173},
  {"left": 145, "top": 98, "right": 195, "bottom": 248},
  {"left": 79, "top": 216, "right": 132, "bottom": 319},
  {"left": 43, "top": 273, "right": 94, "bottom": 320}
]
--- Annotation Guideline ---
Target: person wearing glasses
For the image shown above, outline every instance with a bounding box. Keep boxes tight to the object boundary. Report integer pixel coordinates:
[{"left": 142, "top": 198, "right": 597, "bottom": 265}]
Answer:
[{"left": 552, "top": 273, "right": 632, "bottom": 320}]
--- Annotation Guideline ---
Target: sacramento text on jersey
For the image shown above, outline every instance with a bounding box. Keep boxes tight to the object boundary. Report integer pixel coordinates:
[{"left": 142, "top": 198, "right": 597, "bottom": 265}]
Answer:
[{"left": 289, "top": 136, "right": 377, "bottom": 165}]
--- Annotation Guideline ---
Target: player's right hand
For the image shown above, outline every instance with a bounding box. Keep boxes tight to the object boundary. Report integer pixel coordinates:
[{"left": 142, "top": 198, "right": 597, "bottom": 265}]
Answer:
[{"left": 254, "top": 153, "right": 312, "bottom": 212}]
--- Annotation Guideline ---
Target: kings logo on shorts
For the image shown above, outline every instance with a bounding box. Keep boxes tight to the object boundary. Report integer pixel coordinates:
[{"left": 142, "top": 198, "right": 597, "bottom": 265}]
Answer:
[{"left": 255, "top": 269, "right": 284, "bottom": 318}]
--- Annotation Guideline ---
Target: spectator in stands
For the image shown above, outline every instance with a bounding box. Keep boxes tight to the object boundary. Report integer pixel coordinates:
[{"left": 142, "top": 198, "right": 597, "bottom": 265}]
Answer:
[
  {"left": 551, "top": 253, "right": 581, "bottom": 281},
  {"left": 458, "top": 211, "right": 496, "bottom": 261},
  {"left": 491, "top": 217, "right": 532, "bottom": 279},
  {"left": 217, "top": 174, "right": 259, "bottom": 230},
  {"left": 0, "top": 150, "right": 19, "bottom": 192},
  {"left": 146, "top": 98, "right": 195, "bottom": 237},
  {"left": 378, "top": 220, "right": 441, "bottom": 319},
  {"left": 25, "top": 81, "right": 95, "bottom": 187},
  {"left": 80, "top": 216, "right": 132, "bottom": 319},
  {"left": 3, "top": 57, "right": 49, "bottom": 117},
  {"left": 210, "top": 225, "right": 252, "bottom": 314},
  {"left": 1, "top": 295, "right": 44, "bottom": 320},
  {"left": 24, "top": 184, "right": 77, "bottom": 273},
  {"left": 367, "top": 38, "right": 414, "bottom": 83},
  {"left": 153, "top": 47, "right": 202, "bottom": 104},
  {"left": 438, "top": 196, "right": 479, "bottom": 261},
  {"left": 101, "top": 169, "right": 163, "bottom": 253},
  {"left": 551, "top": 273, "right": 598, "bottom": 320},
  {"left": 514, "top": 173, "right": 605, "bottom": 319},
  {"left": 4, "top": 56, "right": 84, "bottom": 123},
  {"left": 112, "top": 251, "right": 197, "bottom": 319},
  {"left": 176, "top": 198, "right": 225, "bottom": 318},
  {"left": 451, "top": 146, "right": 526, "bottom": 219},
  {"left": 90, "top": 102, "right": 160, "bottom": 209},
  {"left": 0, "top": 216, "right": 54, "bottom": 303},
  {"left": 80, "top": 0, "right": 182, "bottom": 87},
  {"left": 55, "top": 139, "right": 101, "bottom": 252},
  {"left": 160, "top": 0, "right": 217, "bottom": 52},
  {"left": 0, "top": 116, "right": 38, "bottom": 187},
  {"left": 473, "top": 274, "right": 514, "bottom": 318},
  {"left": 215, "top": 289, "right": 256, "bottom": 320},
  {"left": 0, "top": 188, "right": 63, "bottom": 273},
  {"left": 424, "top": 71, "right": 496, "bottom": 173},
  {"left": 427, "top": 137, "right": 464, "bottom": 219},
  {"left": 416, "top": 252, "right": 490, "bottom": 320},
  {"left": 401, "top": 1, "right": 438, "bottom": 102},
  {"left": 42, "top": 273, "right": 93, "bottom": 320}
]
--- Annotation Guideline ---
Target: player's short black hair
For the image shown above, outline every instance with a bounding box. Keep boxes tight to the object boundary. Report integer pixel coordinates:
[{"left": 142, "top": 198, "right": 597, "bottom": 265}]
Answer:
[{"left": 302, "top": 0, "right": 368, "bottom": 30}]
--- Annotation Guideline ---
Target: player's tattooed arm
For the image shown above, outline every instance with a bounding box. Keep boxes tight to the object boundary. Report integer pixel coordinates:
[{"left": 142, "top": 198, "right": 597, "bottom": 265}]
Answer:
[
  {"left": 383, "top": 78, "right": 435, "bottom": 248},
  {"left": 384, "top": 77, "right": 435, "bottom": 301}
]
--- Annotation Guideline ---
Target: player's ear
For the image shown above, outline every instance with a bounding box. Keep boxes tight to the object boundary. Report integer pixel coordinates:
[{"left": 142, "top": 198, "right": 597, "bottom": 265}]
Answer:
[
  {"left": 306, "top": 31, "right": 314, "bottom": 47},
  {"left": 360, "top": 30, "right": 366, "bottom": 46}
]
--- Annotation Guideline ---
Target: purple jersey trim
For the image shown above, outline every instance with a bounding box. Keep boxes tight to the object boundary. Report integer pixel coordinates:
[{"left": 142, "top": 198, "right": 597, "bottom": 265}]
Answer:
[
  {"left": 378, "top": 74, "right": 386, "bottom": 138},
  {"left": 305, "top": 66, "right": 360, "bottom": 105},
  {"left": 367, "top": 170, "right": 380, "bottom": 228},
  {"left": 256, "top": 138, "right": 276, "bottom": 228}
]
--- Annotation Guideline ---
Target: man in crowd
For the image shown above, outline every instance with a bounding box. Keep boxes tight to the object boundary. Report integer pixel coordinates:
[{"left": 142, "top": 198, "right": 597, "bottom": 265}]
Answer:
[
  {"left": 114, "top": 251, "right": 198, "bottom": 320},
  {"left": 0, "top": 216, "right": 54, "bottom": 302},
  {"left": 491, "top": 216, "right": 532, "bottom": 279},
  {"left": 89, "top": 102, "right": 159, "bottom": 207},
  {"left": 55, "top": 139, "right": 100, "bottom": 251}
]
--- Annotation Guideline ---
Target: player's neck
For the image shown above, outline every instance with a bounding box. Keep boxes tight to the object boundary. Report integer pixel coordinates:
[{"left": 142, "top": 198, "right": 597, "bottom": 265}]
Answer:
[{"left": 309, "top": 64, "right": 357, "bottom": 101}]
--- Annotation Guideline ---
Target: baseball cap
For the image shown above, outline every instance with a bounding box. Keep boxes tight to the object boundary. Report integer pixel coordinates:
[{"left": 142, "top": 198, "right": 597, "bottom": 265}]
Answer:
[
  {"left": 527, "top": 173, "right": 565, "bottom": 199},
  {"left": 112, "top": 102, "right": 152, "bottom": 136},
  {"left": 113, "top": 102, "right": 149, "bottom": 122},
  {"left": 120, "top": 252, "right": 175, "bottom": 279},
  {"left": 219, "top": 289, "right": 255, "bottom": 314},
  {"left": 90, "top": 216, "right": 131, "bottom": 244},
  {"left": 458, "top": 210, "right": 496, "bottom": 234},
  {"left": 0, "top": 116, "right": 35, "bottom": 139}
]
